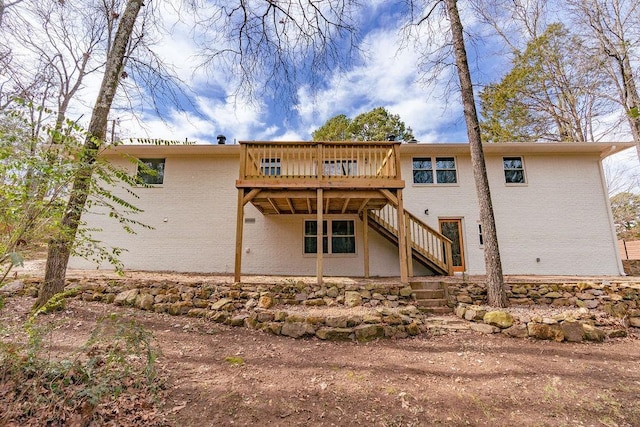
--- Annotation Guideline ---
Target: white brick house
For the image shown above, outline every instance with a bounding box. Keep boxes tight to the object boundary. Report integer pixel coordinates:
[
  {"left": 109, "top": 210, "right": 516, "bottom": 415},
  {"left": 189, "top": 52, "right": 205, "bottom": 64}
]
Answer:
[{"left": 70, "top": 141, "right": 630, "bottom": 280}]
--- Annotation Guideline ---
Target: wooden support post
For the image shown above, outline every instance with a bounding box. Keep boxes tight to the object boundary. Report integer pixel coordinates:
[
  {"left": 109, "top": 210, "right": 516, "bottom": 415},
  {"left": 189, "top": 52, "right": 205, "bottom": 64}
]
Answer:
[
  {"left": 363, "top": 209, "right": 370, "bottom": 278},
  {"left": 405, "top": 212, "right": 413, "bottom": 278},
  {"left": 234, "top": 189, "right": 245, "bottom": 283},
  {"left": 317, "top": 188, "right": 324, "bottom": 286},
  {"left": 396, "top": 189, "right": 409, "bottom": 284}
]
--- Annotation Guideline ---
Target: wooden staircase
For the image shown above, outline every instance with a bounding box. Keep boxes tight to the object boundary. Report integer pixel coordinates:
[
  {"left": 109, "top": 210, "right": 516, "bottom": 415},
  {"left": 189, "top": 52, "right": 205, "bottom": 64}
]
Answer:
[
  {"left": 366, "top": 205, "right": 453, "bottom": 276},
  {"left": 410, "top": 281, "right": 452, "bottom": 314}
]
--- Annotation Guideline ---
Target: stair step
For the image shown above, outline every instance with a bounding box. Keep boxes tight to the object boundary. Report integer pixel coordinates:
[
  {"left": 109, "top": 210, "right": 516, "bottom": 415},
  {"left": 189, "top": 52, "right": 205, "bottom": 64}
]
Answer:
[
  {"left": 413, "top": 289, "right": 444, "bottom": 299},
  {"left": 409, "top": 281, "right": 444, "bottom": 290},
  {"left": 421, "top": 306, "right": 454, "bottom": 315},
  {"left": 416, "top": 298, "right": 448, "bottom": 307}
]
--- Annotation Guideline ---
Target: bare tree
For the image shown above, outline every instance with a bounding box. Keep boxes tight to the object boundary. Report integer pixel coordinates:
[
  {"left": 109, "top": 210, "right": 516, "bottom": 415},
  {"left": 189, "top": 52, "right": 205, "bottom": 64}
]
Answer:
[
  {"left": 402, "top": 0, "right": 507, "bottom": 306},
  {"left": 35, "top": 0, "right": 146, "bottom": 308},
  {"left": 568, "top": 0, "right": 640, "bottom": 157}
]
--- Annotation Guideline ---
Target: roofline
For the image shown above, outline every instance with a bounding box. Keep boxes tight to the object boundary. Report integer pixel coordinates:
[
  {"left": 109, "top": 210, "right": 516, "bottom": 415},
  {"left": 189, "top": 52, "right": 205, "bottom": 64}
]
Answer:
[{"left": 103, "top": 141, "right": 634, "bottom": 159}]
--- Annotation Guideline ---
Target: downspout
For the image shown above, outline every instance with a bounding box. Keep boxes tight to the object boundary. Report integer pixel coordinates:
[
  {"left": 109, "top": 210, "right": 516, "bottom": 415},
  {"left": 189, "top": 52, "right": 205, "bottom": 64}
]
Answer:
[{"left": 598, "top": 148, "right": 625, "bottom": 275}]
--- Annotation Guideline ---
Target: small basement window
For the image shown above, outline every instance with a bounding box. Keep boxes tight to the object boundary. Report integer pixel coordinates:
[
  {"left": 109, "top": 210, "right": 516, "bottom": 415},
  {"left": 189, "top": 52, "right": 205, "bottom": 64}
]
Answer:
[{"left": 137, "top": 158, "right": 165, "bottom": 185}]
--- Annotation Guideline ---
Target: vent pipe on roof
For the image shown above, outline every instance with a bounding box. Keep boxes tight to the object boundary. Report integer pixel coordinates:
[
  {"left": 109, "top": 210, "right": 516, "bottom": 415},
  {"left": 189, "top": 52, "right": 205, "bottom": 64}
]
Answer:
[{"left": 217, "top": 134, "right": 226, "bottom": 144}]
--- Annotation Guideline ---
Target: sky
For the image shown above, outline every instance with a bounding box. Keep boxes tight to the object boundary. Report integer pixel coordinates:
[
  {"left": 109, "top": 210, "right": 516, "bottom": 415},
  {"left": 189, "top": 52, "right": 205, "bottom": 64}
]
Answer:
[
  {"left": 110, "top": 1, "right": 481, "bottom": 145},
  {"left": 4, "top": 0, "right": 640, "bottom": 184}
]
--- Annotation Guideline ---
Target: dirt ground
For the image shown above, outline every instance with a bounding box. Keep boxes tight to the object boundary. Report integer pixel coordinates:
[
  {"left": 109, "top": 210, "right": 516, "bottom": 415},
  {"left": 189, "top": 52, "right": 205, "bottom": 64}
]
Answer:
[{"left": 2, "top": 290, "right": 640, "bottom": 427}]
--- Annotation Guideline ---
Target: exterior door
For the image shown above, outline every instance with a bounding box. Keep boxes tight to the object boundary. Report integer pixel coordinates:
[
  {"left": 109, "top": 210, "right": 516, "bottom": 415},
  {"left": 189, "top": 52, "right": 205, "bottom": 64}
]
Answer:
[{"left": 439, "top": 218, "right": 465, "bottom": 272}]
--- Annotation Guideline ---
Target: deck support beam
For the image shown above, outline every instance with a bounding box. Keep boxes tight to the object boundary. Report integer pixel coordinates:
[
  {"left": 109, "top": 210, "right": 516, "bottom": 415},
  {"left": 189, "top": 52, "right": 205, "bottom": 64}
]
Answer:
[
  {"left": 363, "top": 209, "right": 370, "bottom": 278},
  {"left": 234, "top": 188, "right": 245, "bottom": 283},
  {"left": 317, "top": 188, "right": 323, "bottom": 286},
  {"left": 396, "top": 189, "right": 409, "bottom": 284}
]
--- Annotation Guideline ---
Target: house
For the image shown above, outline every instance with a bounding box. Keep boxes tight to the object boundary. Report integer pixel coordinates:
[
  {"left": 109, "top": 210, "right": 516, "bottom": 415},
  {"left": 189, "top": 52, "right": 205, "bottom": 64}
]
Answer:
[{"left": 70, "top": 140, "right": 632, "bottom": 282}]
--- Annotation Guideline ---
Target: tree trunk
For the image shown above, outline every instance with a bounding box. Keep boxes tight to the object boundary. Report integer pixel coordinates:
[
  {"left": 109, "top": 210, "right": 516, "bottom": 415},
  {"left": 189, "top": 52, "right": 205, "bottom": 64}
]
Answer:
[
  {"left": 444, "top": 0, "right": 508, "bottom": 307},
  {"left": 34, "top": 0, "right": 144, "bottom": 309}
]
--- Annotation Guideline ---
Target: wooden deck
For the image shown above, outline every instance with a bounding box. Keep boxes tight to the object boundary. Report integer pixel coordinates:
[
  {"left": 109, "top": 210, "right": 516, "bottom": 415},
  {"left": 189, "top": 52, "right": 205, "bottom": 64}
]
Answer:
[{"left": 234, "top": 141, "right": 452, "bottom": 284}]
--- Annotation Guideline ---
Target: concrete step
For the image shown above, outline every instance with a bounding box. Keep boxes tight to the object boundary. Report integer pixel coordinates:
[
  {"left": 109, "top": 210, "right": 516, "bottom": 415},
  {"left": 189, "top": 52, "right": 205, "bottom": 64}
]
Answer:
[
  {"left": 409, "top": 281, "right": 444, "bottom": 290},
  {"left": 413, "top": 289, "right": 444, "bottom": 299},
  {"left": 415, "top": 298, "right": 448, "bottom": 307}
]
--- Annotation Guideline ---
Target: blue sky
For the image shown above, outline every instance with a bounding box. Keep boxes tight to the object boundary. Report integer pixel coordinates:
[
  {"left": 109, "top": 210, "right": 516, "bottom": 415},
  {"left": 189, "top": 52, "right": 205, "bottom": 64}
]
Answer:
[{"left": 112, "top": 1, "right": 494, "bottom": 145}]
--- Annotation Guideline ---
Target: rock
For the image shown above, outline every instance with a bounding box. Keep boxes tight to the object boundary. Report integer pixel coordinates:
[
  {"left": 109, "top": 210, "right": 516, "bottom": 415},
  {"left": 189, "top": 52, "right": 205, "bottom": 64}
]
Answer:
[
  {"left": 406, "top": 322, "right": 421, "bottom": 336},
  {"left": 629, "top": 318, "right": 640, "bottom": 328},
  {"left": 583, "top": 324, "right": 605, "bottom": 342},
  {"left": 169, "top": 301, "right": 192, "bottom": 315},
  {"left": 229, "top": 314, "right": 248, "bottom": 326},
  {"left": 0, "top": 280, "right": 24, "bottom": 294},
  {"left": 584, "top": 300, "right": 599, "bottom": 309},
  {"left": 551, "top": 298, "right": 571, "bottom": 307},
  {"left": 542, "top": 317, "right": 558, "bottom": 325},
  {"left": 114, "top": 289, "right": 139, "bottom": 306},
  {"left": 527, "top": 323, "right": 564, "bottom": 342},
  {"left": 281, "top": 321, "right": 315, "bottom": 338},
  {"left": 483, "top": 311, "right": 514, "bottom": 329},
  {"left": 244, "top": 298, "right": 257, "bottom": 310},
  {"left": 544, "top": 292, "right": 562, "bottom": 298},
  {"left": 382, "top": 314, "right": 403, "bottom": 325},
  {"left": 454, "top": 305, "right": 467, "bottom": 318},
  {"left": 211, "top": 298, "right": 232, "bottom": 310},
  {"left": 136, "top": 294, "right": 154, "bottom": 310},
  {"left": 344, "top": 291, "right": 362, "bottom": 307},
  {"left": 303, "top": 298, "right": 326, "bottom": 306},
  {"left": 354, "top": 324, "right": 385, "bottom": 342},
  {"left": 258, "top": 295, "right": 274, "bottom": 309},
  {"left": 607, "top": 328, "right": 627, "bottom": 338},
  {"left": 359, "top": 290, "right": 372, "bottom": 299},
  {"left": 502, "top": 324, "right": 528, "bottom": 338},
  {"left": 326, "top": 287, "right": 339, "bottom": 298},
  {"left": 316, "top": 327, "right": 354, "bottom": 341},
  {"left": 560, "top": 321, "right": 584, "bottom": 342},
  {"left": 372, "top": 293, "right": 385, "bottom": 300},
  {"left": 464, "top": 308, "right": 487, "bottom": 322},
  {"left": 576, "top": 292, "right": 595, "bottom": 300},
  {"left": 457, "top": 295, "right": 473, "bottom": 304},
  {"left": 325, "top": 316, "right": 348, "bottom": 328},
  {"left": 470, "top": 323, "right": 499, "bottom": 334},
  {"left": 256, "top": 312, "right": 275, "bottom": 322},
  {"left": 362, "top": 314, "right": 382, "bottom": 324},
  {"left": 346, "top": 315, "right": 363, "bottom": 327},
  {"left": 399, "top": 286, "right": 414, "bottom": 297}
]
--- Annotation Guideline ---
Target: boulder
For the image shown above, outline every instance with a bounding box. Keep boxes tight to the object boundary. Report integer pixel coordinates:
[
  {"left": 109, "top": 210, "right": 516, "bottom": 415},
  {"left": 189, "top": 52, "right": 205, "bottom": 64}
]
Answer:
[
  {"left": 406, "top": 322, "right": 421, "bottom": 336},
  {"left": 229, "top": 314, "right": 248, "bottom": 326},
  {"left": 136, "top": 294, "right": 154, "bottom": 311},
  {"left": 502, "top": 324, "right": 528, "bottom": 338},
  {"left": 527, "top": 323, "right": 564, "bottom": 342},
  {"left": 399, "top": 286, "right": 414, "bottom": 297},
  {"left": 0, "top": 280, "right": 24, "bottom": 294},
  {"left": 583, "top": 324, "right": 606, "bottom": 342},
  {"left": 325, "top": 316, "right": 348, "bottom": 328},
  {"left": 354, "top": 324, "right": 385, "bottom": 342},
  {"left": 211, "top": 298, "right": 232, "bottom": 310},
  {"left": 629, "top": 317, "right": 640, "bottom": 328},
  {"left": 281, "top": 321, "right": 316, "bottom": 338},
  {"left": 258, "top": 295, "right": 274, "bottom": 309},
  {"left": 316, "top": 327, "right": 354, "bottom": 341},
  {"left": 114, "top": 289, "right": 139, "bottom": 306},
  {"left": 483, "top": 311, "right": 514, "bottom": 329},
  {"left": 464, "top": 307, "right": 487, "bottom": 322},
  {"left": 344, "top": 291, "right": 362, "bottom": 307},
  {"left": 560, "top": 321, "right": 584, "bottom": 343}
]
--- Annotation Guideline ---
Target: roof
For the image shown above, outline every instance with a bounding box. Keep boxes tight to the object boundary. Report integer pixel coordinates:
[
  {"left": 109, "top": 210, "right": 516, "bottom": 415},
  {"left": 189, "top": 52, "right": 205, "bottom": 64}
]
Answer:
[{"left": 103, "top": 141, "right": 634, "bottom": 159}]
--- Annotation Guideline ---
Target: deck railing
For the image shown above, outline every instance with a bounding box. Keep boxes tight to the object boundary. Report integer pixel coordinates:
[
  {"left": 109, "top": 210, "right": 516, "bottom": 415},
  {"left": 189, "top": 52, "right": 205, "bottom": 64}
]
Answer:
[
  {"left": 369, "top": 204, "right": 453, "bottom": 274},
  {"left": 239, "top": 141, "right": 400, "bottom": 181}
]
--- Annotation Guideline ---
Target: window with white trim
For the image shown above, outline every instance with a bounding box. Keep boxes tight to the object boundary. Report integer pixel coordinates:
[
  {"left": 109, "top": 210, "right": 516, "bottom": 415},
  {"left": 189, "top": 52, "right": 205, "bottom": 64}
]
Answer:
[
  {"left": 503, "top": 156, "right": 526, "bottom": 184},
  {"left": 412, "top": 157, "right": 457, "bottom": 184},
  {"left": 304, "top": 219, "right": 356, "bottom": 254},
  {"left": 137, "top": 158, "right": 165, "bottom": 185}
]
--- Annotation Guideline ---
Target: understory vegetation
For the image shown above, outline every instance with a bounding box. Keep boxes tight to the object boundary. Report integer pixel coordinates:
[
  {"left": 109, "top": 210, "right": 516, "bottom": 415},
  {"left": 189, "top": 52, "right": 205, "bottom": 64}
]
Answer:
[{"left": 0, "top": 310, "right": 165, "bottom": 426}]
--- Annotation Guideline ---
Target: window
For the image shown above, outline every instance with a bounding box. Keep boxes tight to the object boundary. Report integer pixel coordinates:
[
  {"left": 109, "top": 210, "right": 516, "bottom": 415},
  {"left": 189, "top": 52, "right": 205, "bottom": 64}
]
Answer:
[
  {"left": 503, "top": 156, "right": 525, "bottom": 184},
  {"left": 412, "top": 157, "right": 457, "bottom": 184},
  {"left": 304, "top": 219, "right": 356, "bottom": 254},
  {"left": 137, "top": 158, "right": 165, "bottom": 185},
  {"left": 261, "top": 158, "right": 281, "bottom": 176},
  {"left": 323, "top": 160, "right": 357, "bottom": 176},
  {"left": 478, "top": 223, "right": 484, "bottom": 246}
]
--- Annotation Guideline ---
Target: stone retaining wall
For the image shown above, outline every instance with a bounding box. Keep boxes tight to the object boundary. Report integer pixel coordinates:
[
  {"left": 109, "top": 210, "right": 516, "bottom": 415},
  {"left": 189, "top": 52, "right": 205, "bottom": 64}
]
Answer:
[
  {"left": 445, "top": 281, "right": 640, "bottom": 319},
  {"left": 454, "top": 304, "right": 633, "bottom": 343}
]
